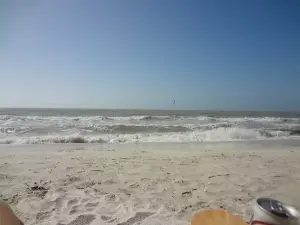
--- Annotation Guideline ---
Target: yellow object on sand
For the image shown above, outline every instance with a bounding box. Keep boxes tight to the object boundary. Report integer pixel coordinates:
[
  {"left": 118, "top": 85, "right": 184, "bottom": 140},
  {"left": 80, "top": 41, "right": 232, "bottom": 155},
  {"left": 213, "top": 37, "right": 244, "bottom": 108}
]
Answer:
[{"left": 191, "top": 210, "right": 248, "bottom": 225}]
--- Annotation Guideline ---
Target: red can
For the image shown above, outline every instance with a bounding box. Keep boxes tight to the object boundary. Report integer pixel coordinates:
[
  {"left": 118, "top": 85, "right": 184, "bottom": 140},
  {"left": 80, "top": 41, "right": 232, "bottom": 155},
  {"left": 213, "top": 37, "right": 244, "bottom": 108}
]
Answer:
[{"left": 250, "top": 197, "right": 300, "bottom": 225}]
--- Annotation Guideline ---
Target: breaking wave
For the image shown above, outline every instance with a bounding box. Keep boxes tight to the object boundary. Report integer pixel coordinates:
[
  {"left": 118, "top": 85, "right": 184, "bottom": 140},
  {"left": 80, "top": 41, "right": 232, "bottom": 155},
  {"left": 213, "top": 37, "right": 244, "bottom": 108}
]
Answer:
[
  {"left": 0, "top": 127, "right": 296, "bottom": 145},
  {"left": 0, "top": 114, "right": 300, "bottom": 144},
  {"left": 0, "top": 135, "right": 106, "bottom": 144}
]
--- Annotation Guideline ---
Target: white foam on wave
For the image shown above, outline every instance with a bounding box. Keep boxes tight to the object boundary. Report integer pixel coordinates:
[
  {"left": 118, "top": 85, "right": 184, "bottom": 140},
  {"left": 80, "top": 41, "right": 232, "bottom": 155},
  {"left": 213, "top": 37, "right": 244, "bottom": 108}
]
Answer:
[
  {"left": 1, "top": 114, "right": 299, "bottom": 144},
  {"left": 0, "top": 127, "right": 295, "bottom": 145},
  {"left": 138, "top": 127, "right": 292, "bottom": 143},
  {"left": 1, "top": 115, "right": 297, "bottom": 129},
  {"left": 0, "top": 134, "right": 106, "bottom": 144},
  {"left": 221, "top": 117, "right": 285, "bottom": 123},
  {"left": 0, "top": 126, "right": 32, "bottom": 135}
]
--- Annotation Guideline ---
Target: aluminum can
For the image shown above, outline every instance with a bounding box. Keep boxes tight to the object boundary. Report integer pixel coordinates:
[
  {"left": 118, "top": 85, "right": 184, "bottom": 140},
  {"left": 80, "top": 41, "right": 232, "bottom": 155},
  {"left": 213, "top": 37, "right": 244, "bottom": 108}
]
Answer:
[{"left": 250, "top": 197, "right": 300, "bottom": 225}]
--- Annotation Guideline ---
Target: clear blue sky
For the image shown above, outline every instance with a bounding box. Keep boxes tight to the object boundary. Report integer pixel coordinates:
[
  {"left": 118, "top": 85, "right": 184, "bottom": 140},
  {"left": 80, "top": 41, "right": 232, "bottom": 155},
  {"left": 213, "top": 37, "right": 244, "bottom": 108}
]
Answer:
[{"left": 1, "top": 0, "right": 299, "bottom": 110}]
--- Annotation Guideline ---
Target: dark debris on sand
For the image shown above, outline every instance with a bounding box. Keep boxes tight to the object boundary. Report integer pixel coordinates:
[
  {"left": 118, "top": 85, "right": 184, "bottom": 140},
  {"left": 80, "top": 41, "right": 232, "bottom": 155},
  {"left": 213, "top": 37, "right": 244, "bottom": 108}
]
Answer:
[{"left": 25, "top": 180, "right": 50, "bottom": 198}]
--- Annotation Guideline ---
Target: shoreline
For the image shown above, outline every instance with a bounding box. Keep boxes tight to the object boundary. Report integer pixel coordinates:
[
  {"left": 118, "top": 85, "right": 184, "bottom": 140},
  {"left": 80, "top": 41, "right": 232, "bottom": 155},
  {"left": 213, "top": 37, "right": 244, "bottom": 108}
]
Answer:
[{"left": 1, "top": 139, "right": 300, "bottom": 153}]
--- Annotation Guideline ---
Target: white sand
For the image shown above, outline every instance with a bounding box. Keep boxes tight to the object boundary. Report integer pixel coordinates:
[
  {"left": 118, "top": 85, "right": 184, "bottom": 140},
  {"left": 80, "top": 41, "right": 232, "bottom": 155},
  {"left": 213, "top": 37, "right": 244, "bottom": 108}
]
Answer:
[{"left": 1, "top": 143, "right": 300, "bottom": 225}]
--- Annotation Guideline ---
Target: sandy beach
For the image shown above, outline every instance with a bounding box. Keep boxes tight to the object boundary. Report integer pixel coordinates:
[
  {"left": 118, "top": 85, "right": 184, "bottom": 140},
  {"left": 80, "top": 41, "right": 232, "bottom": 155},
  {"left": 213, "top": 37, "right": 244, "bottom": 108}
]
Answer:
[{"left": 1, "top": 143, "right": 300, "bottom": 225}]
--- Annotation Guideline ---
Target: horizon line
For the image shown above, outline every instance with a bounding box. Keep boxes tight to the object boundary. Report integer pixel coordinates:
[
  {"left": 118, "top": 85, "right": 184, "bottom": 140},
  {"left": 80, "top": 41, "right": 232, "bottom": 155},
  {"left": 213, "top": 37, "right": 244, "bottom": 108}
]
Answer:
[{"left": 0, "top": 106, "right": 299, "bottom": 113}]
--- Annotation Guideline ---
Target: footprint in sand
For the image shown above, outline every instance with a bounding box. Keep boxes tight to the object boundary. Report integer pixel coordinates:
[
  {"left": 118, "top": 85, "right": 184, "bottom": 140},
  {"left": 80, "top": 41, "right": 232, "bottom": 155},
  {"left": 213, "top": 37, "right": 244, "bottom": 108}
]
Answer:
[
  {"left": 85, "top": 202, "right": 99, "bottom": 208},
  {"left": 36, "top": 208, "right": 55, "bottom": 221},
  {"left": 57, "top": 214, "right": 96, "bottom": 225},
  {"left": 117, "top": 212, "right": 155, "bottom": 225},
  {"left": 101, "top": 215, "right": 112, "bottom": 221},
  {"left": 101, "top": 215, "right": 116, "bottom": 223},
  {"left": 69, "top": 205, "right": 80, "bottom": 215},
  {"left": 67, "top": 198, "right": 79, "bottom": 206},
  {"left": 84, "top": 202, "right": 99, "bottom": 211},
  {"left": 129, "top": 183, "right": 140, "bottom": 188},
  {"left": 105, "top": 193, "right": 117, "bottom": 202},
  {"left": 54, "top": 196, "right": 65, "bottom": 209}
]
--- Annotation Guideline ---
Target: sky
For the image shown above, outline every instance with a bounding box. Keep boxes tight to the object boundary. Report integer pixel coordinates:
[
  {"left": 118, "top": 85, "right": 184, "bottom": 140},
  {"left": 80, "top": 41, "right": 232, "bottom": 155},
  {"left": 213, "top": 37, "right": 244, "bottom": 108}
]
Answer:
[{"left": 1, "top": 0, "right": 300, "bottom": 111}]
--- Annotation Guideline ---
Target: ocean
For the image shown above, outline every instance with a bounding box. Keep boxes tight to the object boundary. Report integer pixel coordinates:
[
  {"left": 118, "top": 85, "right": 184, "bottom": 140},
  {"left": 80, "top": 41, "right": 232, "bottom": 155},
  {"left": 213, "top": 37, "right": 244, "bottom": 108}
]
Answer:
[{"left": 0, "top": 108, "right": 300, "bottom": 144}]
